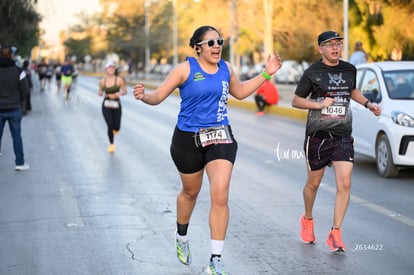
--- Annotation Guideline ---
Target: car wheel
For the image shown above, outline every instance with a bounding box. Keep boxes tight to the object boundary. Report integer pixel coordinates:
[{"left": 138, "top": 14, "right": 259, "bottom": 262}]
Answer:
[{"left": 375, "top": 134, "right": 399, "bottom": 178}]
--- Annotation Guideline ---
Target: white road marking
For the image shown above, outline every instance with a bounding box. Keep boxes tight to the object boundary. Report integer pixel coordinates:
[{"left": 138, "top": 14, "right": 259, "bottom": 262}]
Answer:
[
  {"left": 320, "top": 183, "right": 414, "bottom": 228},
  {"left": 59, "top": 185, "right": 85, "bottom": 228}
]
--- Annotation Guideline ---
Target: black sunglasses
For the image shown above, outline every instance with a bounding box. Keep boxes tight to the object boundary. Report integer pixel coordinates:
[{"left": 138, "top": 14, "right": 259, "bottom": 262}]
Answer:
[{"left": 197, "top": 38, "right": 224, "bottom": 47}]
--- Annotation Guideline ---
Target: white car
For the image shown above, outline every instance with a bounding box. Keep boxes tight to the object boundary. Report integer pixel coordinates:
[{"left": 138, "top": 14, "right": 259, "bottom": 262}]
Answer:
[
  {"left": 274, "top": 60, "right": 302, "bottom": 84},
  {"left": 351, "top": 61, "right": 414, "bottom": 177}
]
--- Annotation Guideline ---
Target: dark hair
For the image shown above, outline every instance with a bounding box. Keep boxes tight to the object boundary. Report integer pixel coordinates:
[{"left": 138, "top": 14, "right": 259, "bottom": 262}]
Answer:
[
  {"left": 189, "top": 26, "right": 221, "bottom": 48},
  {"left": 23, "top": 60, "right": 30, "bottom": 68},
  {"left": 0, "top": 45, "right": 14, "bottom": 58}
]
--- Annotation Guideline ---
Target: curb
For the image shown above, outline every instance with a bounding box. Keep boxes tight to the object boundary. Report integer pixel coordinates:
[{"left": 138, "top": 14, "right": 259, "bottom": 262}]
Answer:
[
  {"left": 226, "top": 98, "right": 307, "bottom": 121},
  {"left": 144, "top": 83, "right": 307, "bottom": 122}
]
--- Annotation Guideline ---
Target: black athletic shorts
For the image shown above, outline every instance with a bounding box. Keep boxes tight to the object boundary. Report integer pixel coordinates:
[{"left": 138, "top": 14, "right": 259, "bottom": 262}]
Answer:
[
  {"left": 304, "top": 131, "right": 354, "bottom": 171},
  {"left": 170, "top": 125, "right": 238, "bottom": 174}
]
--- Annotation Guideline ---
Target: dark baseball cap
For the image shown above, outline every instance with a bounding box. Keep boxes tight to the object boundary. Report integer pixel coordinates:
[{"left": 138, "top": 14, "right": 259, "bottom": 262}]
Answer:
[
  {"left": 0, "top": 45, "right": 17, "bottom": 58},
  {"left": 0, "top": 45, "right": 17, "bottom": 52},
  {"left": 318, "top": 31, "right": 343, "bottom": 45}
]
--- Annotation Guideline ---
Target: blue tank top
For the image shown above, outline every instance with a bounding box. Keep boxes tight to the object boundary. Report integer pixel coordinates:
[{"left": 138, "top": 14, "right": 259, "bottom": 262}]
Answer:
[{"left": 177, "top": 57, "right": 230, "bottom": 132}]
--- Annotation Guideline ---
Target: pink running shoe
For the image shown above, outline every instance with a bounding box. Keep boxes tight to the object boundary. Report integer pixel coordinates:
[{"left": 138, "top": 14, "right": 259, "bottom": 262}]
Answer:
[
  {"left": 326, "top": 228, "right": 346, "bottom": 252},
  {"left": 300, "top": 214, "right": 316, "bottom": 243}
]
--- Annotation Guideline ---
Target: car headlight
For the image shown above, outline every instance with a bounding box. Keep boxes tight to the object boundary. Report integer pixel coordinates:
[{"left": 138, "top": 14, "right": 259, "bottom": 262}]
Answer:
[{"left": 391, "top": 111, "right": 414, "bottom": 127}]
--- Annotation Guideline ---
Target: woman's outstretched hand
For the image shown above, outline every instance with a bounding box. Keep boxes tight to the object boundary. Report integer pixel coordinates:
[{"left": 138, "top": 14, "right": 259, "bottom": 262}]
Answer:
[
  {"left": 264, "top": 52, "right": 282, "bottom": 76},
  {"left": 133, "top": 82, "right": 145, "bottom": 100}
]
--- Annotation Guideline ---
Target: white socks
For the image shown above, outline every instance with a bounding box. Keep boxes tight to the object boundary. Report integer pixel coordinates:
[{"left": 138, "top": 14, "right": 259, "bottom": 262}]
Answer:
[
  {"left": 176, "top": 232, "right": 189, "bottom": 242},
  {"left": 211, "top": 239, "right": 224, "bottom": 255}
]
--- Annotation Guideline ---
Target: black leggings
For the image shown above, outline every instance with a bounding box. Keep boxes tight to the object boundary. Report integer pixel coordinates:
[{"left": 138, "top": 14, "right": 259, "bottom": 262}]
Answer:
[
  {"left": 255, "top": 95, "right": 269, "bottom": 111},
  {"left": 102, "top": 101, "right": 122, "bottom": 144}
]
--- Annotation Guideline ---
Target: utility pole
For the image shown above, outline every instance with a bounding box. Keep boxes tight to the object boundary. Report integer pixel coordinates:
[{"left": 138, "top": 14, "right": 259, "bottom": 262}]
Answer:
[
  {"left": 172, "top": 0, "right": 178, "bottom": 66},
  {"left": 343, "top": 0, "right": 349, "bottom": 61}
]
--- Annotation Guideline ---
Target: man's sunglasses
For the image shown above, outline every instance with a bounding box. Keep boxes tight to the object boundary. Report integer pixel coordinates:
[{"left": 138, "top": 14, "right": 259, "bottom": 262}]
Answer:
[{"left": 197, "top": 38, "right": 224, "bottom": 47}]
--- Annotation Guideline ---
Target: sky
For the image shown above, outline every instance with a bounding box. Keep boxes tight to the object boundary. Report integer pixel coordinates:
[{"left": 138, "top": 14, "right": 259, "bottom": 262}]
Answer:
[{"left": 38, "top": 0, "right": 102, "bottom": 45}]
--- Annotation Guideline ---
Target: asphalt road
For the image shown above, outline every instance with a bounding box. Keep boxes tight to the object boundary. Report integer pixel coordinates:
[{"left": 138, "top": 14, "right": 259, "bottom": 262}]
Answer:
[{"left": 0, "top": 75, "right": 413, "bottom": 275}]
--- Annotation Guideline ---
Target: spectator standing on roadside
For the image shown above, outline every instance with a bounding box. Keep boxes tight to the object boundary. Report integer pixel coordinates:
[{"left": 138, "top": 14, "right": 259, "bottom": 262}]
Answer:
[
  {"left": 292, "top": 31, "right": 381, "bottom": 252},
  {"left": 254, "top": 80, "right": 279, "bottom": 116},
  {"left": 0, "top": 45, "right": 30, "bottom": 170},
  {"left": 133, "top": 25, "right": 281, "bottom": 274},
  {"left": 349, "top": 41, "right": 367, "bottom": 66},
  {"left": 21, "top": 60, "right": 33, "bottom": 115}
]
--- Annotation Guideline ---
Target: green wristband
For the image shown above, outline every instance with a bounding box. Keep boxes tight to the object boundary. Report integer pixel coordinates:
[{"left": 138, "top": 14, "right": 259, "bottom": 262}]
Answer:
[{"left": 261, "top": 70, "right": 271, "bottom": 80}]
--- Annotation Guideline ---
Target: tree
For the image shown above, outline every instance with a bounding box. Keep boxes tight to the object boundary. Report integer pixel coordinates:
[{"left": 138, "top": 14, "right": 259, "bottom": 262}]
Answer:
[
  {"left": 61, "top": 12, "right": 108, "bottom": 62},
  {"left": 60, "top": 0, "right": 414, "bottom": 66},
  {"left": 349, "top": 0, "right": 414, "bottom": 61},
  {"left": 63, "top": 35, "right": 92, "bottom": 62},
  {"left": 0, "top": 0, "right": 42, "bottom": 57},
  {"left": 99, "top": 0, "right": 147, "bottom": 64}
]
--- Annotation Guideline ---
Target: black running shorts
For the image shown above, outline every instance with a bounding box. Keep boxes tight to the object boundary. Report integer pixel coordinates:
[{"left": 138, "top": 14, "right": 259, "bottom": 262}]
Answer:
[
  {"left": 304, "top": 133, "right": 354, "bottom": 171},
  {"left": 170, "top": 126, "right": 238, "bottom": 174}
]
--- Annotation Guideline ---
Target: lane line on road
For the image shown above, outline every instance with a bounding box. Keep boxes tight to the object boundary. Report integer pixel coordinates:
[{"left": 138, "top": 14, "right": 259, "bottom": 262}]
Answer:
[
  {"left": 59, "top": 185, "right": 85, "bottom": 228},
  {"left": 321, "top": 183, "right": 414, "bottom": 228}
]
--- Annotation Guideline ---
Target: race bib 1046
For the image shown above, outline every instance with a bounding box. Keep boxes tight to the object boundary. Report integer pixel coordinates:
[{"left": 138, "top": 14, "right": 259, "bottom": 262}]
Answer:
[{"left": 321, "top": 104, "right": 347, "bottom": 119}]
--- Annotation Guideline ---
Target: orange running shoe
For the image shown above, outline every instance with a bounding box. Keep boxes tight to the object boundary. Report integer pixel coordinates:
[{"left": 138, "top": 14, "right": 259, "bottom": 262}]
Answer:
[
  {"left": 113, "top": 130, "right": 119, "bottom": 135},
  {"left": 108, "top": 144, "right": 115, "bottom": 153},
  {"left": 326, "top": 228, "right": 346, "bottom": 252},
  {"left": 300, "top": 214, "right": 316, "bottom": 243}
]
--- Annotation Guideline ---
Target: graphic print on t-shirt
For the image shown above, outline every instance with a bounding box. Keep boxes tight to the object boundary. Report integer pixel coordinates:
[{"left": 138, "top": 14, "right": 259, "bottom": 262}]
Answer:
[{"left": 301, "top": 61, "right": 356, "bottom": 136}]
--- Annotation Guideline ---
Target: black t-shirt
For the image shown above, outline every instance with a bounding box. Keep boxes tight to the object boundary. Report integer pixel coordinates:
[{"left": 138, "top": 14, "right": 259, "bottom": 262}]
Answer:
[
  {"left": 295, "top": 60, "right": 356, "bottom": 136},
  {"left": 37, "top": 62, "right": 47, "bottom": 74}
]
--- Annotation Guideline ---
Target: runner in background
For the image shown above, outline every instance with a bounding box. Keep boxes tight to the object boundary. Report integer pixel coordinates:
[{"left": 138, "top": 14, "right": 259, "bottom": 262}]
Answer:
[
  {"left": 98, "top": 61, "right": 127, "bottom": 153},
  {"left": 60, "top": 59, "right": 75, "bottom": 99},
  {"left": 54, "top": 63, "right": 62, "bottom": 90},
  {"left": 37, "top": 58, "right": 48, "bottom": 92}
]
